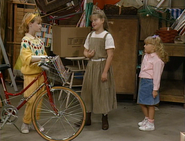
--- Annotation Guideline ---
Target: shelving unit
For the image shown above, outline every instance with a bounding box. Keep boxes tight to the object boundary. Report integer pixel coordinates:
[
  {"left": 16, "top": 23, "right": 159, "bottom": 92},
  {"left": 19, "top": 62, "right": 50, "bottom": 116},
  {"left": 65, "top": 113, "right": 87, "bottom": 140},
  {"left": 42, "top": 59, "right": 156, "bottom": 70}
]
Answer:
[
  {"left": 6, "top": 1, "right": 36, "bottom": 67},
  {"left": 160, "top": 43, "right": 185, "bottom": 107}
]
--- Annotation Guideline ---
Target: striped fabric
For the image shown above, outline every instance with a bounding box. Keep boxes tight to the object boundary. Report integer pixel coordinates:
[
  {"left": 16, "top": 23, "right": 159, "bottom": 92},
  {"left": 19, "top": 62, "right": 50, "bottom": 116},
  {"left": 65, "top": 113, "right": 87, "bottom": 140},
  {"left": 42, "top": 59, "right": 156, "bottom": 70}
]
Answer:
[
  {"left": 36, "top": 23, "right": 52, "bottom": 47},
  {"left": 167, "top": 8, "right": 183, "bottom": 19}
]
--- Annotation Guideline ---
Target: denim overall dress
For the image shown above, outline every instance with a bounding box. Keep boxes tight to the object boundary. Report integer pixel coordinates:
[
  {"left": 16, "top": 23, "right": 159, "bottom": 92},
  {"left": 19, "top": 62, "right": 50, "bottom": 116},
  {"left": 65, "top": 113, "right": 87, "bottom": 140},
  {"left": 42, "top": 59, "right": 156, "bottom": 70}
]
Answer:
[{"left": 81, "top": 31, "right": 117, "bottom": 114}]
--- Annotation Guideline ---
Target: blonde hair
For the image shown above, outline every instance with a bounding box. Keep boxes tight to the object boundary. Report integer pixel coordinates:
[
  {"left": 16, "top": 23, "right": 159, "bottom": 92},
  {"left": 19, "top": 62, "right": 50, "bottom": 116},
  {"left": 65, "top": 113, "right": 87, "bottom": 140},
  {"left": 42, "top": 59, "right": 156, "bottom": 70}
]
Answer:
[
  {"left": 144, "top": 35, "right": 169, "bottom": 63},
  {"left": 19, "top": 13, "right": 42, "bottom": 35},
  {"left": 90, "top": 10, "right": 109, "bottom": 31}
]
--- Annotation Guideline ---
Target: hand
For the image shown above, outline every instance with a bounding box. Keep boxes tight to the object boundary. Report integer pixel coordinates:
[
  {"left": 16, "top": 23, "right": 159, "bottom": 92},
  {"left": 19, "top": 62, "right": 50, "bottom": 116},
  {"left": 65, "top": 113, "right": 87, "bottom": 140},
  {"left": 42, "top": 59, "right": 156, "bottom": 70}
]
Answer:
[
  {"left": 101, "top": 72, "right": 108, "bottom": 82},
  {"left": 87, "top": 50, "right": 95, "bottom": 58},
  {"left": 153, "top": 90, "right": 158, "bottom": 98}
]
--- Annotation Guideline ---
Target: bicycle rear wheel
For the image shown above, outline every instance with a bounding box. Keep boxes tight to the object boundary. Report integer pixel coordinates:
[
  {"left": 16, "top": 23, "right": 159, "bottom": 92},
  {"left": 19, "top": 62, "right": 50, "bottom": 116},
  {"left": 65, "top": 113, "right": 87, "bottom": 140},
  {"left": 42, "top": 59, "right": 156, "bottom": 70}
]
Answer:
[{"left": 32, "top": 86, "right": 86, "bottom": 141}]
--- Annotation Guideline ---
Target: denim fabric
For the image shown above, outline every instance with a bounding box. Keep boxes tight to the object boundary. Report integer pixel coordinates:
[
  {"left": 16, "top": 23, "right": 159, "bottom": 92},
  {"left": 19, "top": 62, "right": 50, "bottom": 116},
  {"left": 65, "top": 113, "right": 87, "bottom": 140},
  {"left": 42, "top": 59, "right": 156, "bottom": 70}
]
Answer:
[{"left": 137, "top": 78, "right": 160, "bottom": 105}]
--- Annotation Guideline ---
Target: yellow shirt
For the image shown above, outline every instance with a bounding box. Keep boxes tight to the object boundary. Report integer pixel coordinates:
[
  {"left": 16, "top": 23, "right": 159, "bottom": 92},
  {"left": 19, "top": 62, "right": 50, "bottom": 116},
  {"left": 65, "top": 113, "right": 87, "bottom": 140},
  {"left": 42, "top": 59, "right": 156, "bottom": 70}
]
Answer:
[{"left": 20, "top": 33, "right": 47, "bottom": 75}]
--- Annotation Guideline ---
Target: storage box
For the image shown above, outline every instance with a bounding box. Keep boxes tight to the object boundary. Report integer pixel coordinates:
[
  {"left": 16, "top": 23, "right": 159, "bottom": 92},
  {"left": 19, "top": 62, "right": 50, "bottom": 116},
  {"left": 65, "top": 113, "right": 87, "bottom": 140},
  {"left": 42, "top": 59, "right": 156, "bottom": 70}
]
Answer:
[{"left": 52, "top": 26, "right": 91, "bottom": 57}]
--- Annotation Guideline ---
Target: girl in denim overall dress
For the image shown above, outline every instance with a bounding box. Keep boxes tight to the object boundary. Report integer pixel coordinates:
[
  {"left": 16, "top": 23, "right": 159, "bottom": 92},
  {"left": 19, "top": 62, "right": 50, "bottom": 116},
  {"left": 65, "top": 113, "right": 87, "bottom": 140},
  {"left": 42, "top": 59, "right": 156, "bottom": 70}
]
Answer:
[{"left": 81, "top": 10, "right": 117, "bottom": 130}]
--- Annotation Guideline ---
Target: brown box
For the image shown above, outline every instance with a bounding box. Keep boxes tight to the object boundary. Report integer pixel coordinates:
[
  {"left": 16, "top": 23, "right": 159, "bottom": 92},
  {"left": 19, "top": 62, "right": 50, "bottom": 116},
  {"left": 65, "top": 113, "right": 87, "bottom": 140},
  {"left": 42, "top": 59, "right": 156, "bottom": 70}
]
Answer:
[{"left": 52, "top": 26, "right": 91, "bottom": 57}]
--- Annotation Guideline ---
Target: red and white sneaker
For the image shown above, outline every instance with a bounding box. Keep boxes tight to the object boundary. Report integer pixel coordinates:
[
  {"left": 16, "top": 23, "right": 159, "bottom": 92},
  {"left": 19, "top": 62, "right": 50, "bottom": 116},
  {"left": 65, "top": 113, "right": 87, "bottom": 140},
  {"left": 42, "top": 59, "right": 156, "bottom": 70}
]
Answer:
[
  {"left": 139, "top": 121, "right": 155, "bottom": 131},
  {"left": 138, "top": 117, "right": 148, "bottom": 127}
]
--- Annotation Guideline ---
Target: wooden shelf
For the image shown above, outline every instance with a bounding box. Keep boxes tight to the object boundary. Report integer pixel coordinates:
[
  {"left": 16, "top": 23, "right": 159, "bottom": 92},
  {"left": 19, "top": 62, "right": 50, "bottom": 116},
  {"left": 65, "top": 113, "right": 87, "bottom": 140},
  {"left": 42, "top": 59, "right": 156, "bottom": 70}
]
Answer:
[
  {"left": 160, "top": 43, "right": 185, "bottom": 105},
  {"left": 163, "top": 43, "right": 185, "bottom": 57},
  {"left": 160, "top": 80, "right": 184, "bottom": 103}
]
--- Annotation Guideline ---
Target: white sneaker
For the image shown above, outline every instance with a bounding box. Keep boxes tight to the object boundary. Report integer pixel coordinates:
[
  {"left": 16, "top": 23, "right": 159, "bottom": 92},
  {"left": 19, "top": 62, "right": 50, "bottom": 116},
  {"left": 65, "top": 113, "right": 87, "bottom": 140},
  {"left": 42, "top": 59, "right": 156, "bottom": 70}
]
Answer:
[
  {"left": 138, "top": 118, "right": 148, "bottom": 127},
  {"left": 21, "top": 123, "right": 30, "bottom": 134},
  {"left": 139, "top": 121, "right": 155, "bottom": 131}
]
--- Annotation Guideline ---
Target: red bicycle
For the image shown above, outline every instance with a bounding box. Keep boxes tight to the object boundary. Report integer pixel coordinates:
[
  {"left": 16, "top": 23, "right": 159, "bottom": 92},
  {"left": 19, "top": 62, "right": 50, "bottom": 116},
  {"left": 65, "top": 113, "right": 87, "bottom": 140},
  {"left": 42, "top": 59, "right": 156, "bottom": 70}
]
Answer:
[{"left": 0, "top": 56, "right": 86, "bottom": 141}]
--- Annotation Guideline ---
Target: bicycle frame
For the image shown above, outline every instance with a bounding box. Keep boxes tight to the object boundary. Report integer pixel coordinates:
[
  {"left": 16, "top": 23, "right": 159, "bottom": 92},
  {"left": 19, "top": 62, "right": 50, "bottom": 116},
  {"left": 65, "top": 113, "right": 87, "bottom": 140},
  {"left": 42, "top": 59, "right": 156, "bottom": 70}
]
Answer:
[
  {"left": 0, "top": 63, "right": 86, "bottom": 141},
  {"left": 0, "top": 70, "right": 58, "bottom": 113}
]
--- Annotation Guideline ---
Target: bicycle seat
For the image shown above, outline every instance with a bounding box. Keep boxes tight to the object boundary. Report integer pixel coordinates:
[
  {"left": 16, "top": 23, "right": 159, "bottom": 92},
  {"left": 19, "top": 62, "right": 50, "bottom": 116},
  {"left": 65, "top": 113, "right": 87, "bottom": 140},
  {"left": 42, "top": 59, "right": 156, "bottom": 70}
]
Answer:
[{"left": 0, "top": 64, "right": 11, "bottom": 71}]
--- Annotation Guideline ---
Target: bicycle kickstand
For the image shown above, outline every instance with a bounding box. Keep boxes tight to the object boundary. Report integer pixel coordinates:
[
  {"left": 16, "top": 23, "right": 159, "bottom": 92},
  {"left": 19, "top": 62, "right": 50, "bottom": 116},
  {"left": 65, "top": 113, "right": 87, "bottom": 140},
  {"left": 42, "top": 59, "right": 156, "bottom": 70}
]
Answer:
[{"left": 13, "top": 123, "right": 21, "bottom": 133}]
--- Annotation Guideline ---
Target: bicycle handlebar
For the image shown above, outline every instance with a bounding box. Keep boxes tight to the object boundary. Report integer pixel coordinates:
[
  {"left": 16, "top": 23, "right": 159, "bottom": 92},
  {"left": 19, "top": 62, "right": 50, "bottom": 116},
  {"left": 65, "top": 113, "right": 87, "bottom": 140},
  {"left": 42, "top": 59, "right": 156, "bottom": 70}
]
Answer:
[{"left": 38, "top": 56, "right": 54, "bottom": 71}]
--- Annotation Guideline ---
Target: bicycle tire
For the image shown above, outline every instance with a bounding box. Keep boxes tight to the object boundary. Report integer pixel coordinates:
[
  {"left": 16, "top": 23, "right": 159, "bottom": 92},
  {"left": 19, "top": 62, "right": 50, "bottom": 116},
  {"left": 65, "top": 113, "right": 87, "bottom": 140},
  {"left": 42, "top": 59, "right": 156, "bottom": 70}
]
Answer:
[
  {"left": 31, "top": 86, "right": 86, "bottom": 141},
  {"left": 0, "top": 95, "right": 3, "bottom": 108}
]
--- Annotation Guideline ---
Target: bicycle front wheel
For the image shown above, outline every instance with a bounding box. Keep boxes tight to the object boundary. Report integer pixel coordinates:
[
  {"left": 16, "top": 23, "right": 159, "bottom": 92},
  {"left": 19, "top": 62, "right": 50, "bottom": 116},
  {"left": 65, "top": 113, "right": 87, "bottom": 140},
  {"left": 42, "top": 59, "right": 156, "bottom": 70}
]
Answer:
[{"left": 32, "top": 86, "right": 86, "bottom": 141}]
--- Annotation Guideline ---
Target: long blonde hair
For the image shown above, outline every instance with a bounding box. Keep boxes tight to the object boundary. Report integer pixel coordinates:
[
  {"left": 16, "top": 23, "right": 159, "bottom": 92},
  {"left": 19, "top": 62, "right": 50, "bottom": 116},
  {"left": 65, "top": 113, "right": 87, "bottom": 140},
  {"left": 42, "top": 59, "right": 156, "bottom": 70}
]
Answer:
[
  {"left": 144, "top": 35, "right": 169, "bottom": 63},
  {"left": 19, "top": 13, "right": 42, "bottom": 35},
  {"left": 90, "top": 10, "right": 109, "bottom": 31}
]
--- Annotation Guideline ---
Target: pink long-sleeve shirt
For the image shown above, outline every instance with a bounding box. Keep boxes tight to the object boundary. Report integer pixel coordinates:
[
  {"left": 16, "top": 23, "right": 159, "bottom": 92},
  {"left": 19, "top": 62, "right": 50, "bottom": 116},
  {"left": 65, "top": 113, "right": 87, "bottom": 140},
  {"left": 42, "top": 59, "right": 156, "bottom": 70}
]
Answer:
[{"left": 139, "top": 53, "right": 164, "bottom": 90}]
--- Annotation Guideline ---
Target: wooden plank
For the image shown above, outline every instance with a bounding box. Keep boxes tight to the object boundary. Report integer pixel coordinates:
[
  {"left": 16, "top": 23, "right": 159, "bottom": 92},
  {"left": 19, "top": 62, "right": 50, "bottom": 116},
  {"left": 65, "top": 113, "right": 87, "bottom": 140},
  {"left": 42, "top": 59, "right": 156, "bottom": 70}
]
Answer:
[
  {"left": 16, "top": 18, "right": 22, "bottom": 22},
  {"left": 164, "top": 43, "right": 185, "bottom": 57},
  {"left": 13, "top": 3, "right": 18, "bottom": 66},
  {"left": 7, "top": 1, "right": 13, "bottom": 41},
  {"left": 108, "top": 18, "right": 138, "bottom": 96},
  {"left": 6, "top": 41, "right": 21, "bottom": 45},
  {"left": 6, "top": 2, "right": 14, "bottom": 66},
  {"left": 12, "top": 1, "right": 36, "bottom": 6},
  {"left": 160, "top": 95, "right": 185, "bottom": 103},
  {"left": 15, "top": 38, "right": 22, "bottom": 42},
  {"left": 15, "top": 34, "right": 23, "bottom": 40},
  {"left": 12, "top": 4, "right": 36, "bottom": 67},
  {"left": 139, "top": 14, "right": 159, "bottom": 40},
  {"left": 13, "top": 5, "right": 35, "bottom": 66},
  {"left": 17, "top": 8, "right": 36, "bottom": 12},
  {"left": 160, "top": 80, "right": 185, "bottom": 103},
  {"left": 16, "top": 22, "right": 22, "bottom": 26}
]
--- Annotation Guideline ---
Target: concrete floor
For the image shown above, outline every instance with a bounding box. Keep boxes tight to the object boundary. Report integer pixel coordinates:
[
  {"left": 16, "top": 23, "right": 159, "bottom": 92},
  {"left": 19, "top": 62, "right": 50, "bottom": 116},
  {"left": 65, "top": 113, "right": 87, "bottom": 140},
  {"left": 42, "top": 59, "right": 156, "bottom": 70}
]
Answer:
[{"left": 0, "top": 83, "right": 185, "bottom": 141}]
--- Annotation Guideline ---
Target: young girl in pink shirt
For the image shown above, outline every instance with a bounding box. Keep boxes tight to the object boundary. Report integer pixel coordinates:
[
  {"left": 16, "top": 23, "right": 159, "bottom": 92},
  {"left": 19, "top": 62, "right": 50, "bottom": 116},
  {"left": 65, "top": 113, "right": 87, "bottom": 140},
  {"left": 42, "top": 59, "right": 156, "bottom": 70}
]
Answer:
[{"left": 137, "top": 35, "right": 169, "bottom": 131}]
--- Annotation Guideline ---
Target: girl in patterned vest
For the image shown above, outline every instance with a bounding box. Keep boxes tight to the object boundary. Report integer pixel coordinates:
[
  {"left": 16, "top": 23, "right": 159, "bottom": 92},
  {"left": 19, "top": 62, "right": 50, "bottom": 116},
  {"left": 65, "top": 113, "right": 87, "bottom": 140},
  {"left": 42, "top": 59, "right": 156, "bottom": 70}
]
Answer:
[{"left": 19, "top": 13, "right": 47, "bottom": 134}]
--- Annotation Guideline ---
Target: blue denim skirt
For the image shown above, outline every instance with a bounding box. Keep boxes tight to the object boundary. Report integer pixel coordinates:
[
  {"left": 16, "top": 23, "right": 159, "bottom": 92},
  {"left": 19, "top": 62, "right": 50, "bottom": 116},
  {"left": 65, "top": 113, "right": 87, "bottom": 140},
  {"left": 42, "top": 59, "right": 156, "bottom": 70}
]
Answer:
[{"left": 137, "top": 78, "right": 160, "bottom": 105}]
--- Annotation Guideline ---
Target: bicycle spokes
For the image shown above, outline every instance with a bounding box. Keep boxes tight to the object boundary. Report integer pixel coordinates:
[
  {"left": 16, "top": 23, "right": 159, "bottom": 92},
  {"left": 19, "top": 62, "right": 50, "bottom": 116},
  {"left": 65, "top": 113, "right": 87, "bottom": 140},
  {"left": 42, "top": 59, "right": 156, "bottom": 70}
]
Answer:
[{"left": 32, "top": 86, "right": 86, "bottom": 141}]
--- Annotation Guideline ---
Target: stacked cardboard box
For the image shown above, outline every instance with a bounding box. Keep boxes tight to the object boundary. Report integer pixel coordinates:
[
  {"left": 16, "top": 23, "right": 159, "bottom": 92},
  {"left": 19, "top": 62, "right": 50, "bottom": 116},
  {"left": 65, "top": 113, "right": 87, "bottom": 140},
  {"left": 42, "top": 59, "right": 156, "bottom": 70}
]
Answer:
[{"left": 52, "top": 26, "right": 91, "bottom": 57}]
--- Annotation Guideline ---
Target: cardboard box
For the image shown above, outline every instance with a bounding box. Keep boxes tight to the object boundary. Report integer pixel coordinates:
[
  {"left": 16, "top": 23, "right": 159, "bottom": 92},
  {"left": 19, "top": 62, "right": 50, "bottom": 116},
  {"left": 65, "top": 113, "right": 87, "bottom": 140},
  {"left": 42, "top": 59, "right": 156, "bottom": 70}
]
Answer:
[{"left": 52, "top": 26, "right": 91, "bottom": 57}]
